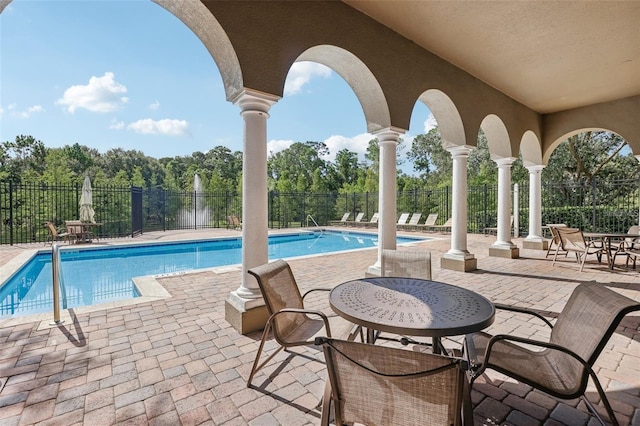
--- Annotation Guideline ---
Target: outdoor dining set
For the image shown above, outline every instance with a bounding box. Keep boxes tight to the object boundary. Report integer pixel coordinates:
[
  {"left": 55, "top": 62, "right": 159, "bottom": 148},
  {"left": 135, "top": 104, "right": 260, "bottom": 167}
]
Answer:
[{"left": 245, "top": 250, "right": 640, "bottom": 425}]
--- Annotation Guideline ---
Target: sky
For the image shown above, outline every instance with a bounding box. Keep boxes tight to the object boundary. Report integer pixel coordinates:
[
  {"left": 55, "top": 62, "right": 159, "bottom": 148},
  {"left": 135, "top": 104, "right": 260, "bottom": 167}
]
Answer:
[{"left": 0, "top": 0, "right": 434, "bottom": 174}]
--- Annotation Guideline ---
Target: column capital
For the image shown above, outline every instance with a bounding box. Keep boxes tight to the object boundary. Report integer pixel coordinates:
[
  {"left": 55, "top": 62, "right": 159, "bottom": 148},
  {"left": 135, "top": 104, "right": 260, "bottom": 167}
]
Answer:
[
  {"left": 372, "top": 126, "right": 405, "bottom": 144},
  {"left": 446, "top": 145, "right": 474, "bottom": 158},
  {"left": 526, "top": 164, "right": 545, "bottom": 173},
  {"left": 493, "top": 156, "right": 517, "bottom": 167},
  {"left": 232, "top": 89, "right": 280, "bottom": 114}
]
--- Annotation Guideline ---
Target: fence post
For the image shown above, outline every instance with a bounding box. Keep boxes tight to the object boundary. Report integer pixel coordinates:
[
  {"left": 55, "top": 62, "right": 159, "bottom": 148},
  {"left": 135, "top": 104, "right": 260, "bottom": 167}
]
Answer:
[{"left": 592, "top": 178, "right": 597, "bottom": 231}]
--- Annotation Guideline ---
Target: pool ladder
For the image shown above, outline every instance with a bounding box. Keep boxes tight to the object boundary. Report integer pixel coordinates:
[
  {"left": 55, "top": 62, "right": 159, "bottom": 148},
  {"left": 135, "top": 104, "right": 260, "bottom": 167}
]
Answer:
[{"left": 306, "top": 215, "right": 320, "bottom": 229}]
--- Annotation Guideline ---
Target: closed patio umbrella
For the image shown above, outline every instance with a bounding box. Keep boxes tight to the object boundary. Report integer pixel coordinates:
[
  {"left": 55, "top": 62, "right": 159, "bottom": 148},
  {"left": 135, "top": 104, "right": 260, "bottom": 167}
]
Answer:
[{"left": 79, "top": 176, "right": 95, "bottom": 223}]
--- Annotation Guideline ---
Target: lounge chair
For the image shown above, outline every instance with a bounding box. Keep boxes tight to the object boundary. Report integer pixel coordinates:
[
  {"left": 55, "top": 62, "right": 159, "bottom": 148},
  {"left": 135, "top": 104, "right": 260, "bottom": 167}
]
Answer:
[
  {"left": 396, "top": 212, "right": 410, "bottom": 228},
  {"left": 345, "top": 212, "right": 365, "bottom": 227},
  {"left": 465, "top": 282, "right": 640, "bottom": 426},
  {"left": 362, "top": 212, "right": 379, "bottom": 228},
  {"left": 553, "top": 227, "right": 607, "bottom": 271},
  {"left": 329, "top": 212, "right": 350, "bottom": 226},
  {"left": 415, "top": 213, "right": 438, "bottom": 232},
  {"left": 398, "top": 212, "right": 422, "bottom": 231},
  {"left": 317, "top": 337, "right": 469, "bottom": 426},
  {"left": 44, "top": 221, "right": 74, "bottom": 245},
  {"left": 246, "top": 260, "right": 360, "bottom": 387},
  {"left": 431, "top": 217, "right": 452, "bottom": 233},
  {"left": 484, "top": 215, "right": 513, "bottom": 236}
]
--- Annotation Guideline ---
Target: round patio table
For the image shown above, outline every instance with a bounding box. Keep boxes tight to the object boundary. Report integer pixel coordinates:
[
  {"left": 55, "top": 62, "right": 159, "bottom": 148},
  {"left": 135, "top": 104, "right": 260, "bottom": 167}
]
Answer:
[{"left": 329, "top": 277, "right": 495, "bottom": 351}]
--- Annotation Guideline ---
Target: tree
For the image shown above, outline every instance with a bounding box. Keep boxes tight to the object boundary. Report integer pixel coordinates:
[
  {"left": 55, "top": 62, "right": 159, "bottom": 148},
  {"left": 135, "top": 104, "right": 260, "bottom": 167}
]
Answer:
[{"left": 0, "top": 135, "right": 47, "bottom": 182}]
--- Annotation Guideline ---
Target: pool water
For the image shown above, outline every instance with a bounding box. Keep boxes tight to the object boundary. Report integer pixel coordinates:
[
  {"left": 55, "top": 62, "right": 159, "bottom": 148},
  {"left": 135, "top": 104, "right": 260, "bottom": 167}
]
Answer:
[{"left": 0, "top": 230, "right": 426, "bottom": 318}]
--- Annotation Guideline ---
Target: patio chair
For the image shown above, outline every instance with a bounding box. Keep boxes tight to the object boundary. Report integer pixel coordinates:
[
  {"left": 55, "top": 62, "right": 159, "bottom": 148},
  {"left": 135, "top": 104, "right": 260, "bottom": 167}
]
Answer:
[
  {"left": 552, "top": 227, "right": 606, "bottom": 272},
  {"left": 484, "top": 215, "right": 513, "bottom": 236},
  {"left": 226, "top": 215, "right": 242, "bottom": 230},
  {"left": 363, "top": 212, "right": 379, "bottom": 228},
  {"left": 44, "top": 221, "right": 74, "bottom": 245},
  {"left": 329, "top": 212, "right": 350, "bottom": 226},
  {"left": 611, "top": 225, "right": 640, "bottom": 268},
  {"left": 415, "top": 212, "right": 438, "bottom": 232},
  {"left": 399, "top": 212, "right": 422, "bottom": 231},
  {"left": 246, "top": 259, "right": 360, "bottom": 387},
  {"left": 396, "top": 212, "right": 410, "bottom": 228},
  {"left": 316, "top": 337, "right": 469, "bottom": 426},
  {"left": 545, "top": 223, "right": 568, "bottom": 258},
  {"left": 464, "top": 282, "right": 640, "bottom": 426},
  {"left": 431, "top": 217, "right": 453, "bottom": 233},
  {"left": 381, "top": 248, "right": 432, "bottom": 280},
  {"left": 345, "top": 212, "right": 365, "bottom": 227}
]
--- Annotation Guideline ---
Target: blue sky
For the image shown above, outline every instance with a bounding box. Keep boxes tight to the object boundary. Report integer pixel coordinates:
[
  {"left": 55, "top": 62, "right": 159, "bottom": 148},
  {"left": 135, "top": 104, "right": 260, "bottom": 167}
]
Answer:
[{"left": 0, "top": 0, "right": 433, "bottom": 172}]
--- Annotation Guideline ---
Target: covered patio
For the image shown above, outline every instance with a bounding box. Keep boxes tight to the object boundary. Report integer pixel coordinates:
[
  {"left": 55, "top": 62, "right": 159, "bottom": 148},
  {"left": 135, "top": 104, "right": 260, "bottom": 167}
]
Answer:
[{"left": 0, "top": 229, "right": 638, "bottom": 424}]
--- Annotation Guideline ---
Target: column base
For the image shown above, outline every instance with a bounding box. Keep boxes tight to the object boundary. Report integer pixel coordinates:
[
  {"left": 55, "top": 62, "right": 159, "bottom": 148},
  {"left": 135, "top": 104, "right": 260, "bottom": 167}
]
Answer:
[
  {"left": 225, "top": 300, "right": 269, "bottom": 335},
  {"left": 441, "top": 255, "right": 477, "bottom": 272},
  {"left": 489, "top": 245, "right": 520, "bottom": 259},
  {"left": 523, "top": 239, "right": 548, "bottom": 250},
  {"left": 366, "top": 264, "right": 381, "bottom": 277}
]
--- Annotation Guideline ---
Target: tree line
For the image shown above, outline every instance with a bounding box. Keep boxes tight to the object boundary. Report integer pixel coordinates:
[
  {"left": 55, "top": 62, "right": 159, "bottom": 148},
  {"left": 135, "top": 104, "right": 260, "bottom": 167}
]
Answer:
[{"left": 1, "top": 129, "right": 636, "bottom": 193}]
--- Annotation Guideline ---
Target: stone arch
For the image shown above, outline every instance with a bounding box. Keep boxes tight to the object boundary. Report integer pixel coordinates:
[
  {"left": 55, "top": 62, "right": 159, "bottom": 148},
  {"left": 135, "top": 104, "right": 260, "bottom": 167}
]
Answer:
[
  {"left": 417, "top": 90, "right": 465, "bottom": 148},
  {"left": 480, "top": 114, "right": 511, "bottom": 159},
  {"left": 295, "top": 45, "right": 391, "bottom": 133},
  {"left": 152, "top": 0, "right": 243, "bottom": 101},
  {"left": 542, "top": 127, "right": 628, "bottom": 164},
  {"left": 520, "top": 130, "right": 543, "bottom": 167}
]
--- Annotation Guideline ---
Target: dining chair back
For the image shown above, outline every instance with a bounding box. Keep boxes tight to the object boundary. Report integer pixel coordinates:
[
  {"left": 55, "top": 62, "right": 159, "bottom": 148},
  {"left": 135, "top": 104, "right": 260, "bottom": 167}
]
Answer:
[
  {"left": 44, "top": 221, "right": 73, "bottom": 245},
  {"left": 317, "top": 337, "right": 467, "bottom": 426},
  {"left": 381, "top": 249, "right": 432, "bottom": 280},
  {"left": 465, "top": 282, "right": 640, "bottom": 426},
  {"left": 612, "top": 225, "right": 640, "bottom": 268}
]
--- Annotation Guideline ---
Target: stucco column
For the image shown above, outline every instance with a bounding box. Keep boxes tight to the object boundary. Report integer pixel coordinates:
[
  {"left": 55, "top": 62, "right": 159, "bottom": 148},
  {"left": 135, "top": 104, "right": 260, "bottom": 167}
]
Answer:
[
  {"left": 367, "top": 127, "right": 403, "bottom": 276},
  {"left": 523, "top": 165, "right": 547, "bottom": 250},
  {"left": 441, "top": 145, "right": 477, "bottom": 272},
  {"left": 490, "top": 157, "right": 519, "bottom": 258},
  {"left": 225, "top": 89, "right": 279, "bottom": 334}
]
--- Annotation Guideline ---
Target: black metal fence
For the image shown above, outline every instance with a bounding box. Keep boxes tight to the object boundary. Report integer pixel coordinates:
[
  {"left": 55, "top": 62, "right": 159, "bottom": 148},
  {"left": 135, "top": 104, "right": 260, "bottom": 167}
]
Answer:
[{"left": 1, "top": 178, "right": 638, "bottom": 245}]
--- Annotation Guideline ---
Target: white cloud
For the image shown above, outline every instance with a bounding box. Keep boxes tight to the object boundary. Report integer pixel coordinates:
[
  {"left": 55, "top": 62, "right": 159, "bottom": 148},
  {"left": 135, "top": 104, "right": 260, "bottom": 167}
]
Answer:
[
  {"left": 267, "top": 133, "right": 374, "bottom": 163},
  {"left": 13, "top": 105, "right": 44, "bottom": 119},
  {"left": 127, "top": 118, "right": 190, "bottom": 136},
  {"left": 284, "top": 62, "right": 332, "bottom": 96},
  {"left": 56, "top": 72, "right": 128, "bottom": 113},
  {"left": 0, "top": 105, "right": 4, "bottom": 117},
  {"left": 267, "top": 139, "right": 295, "bottom": 155},
  {"left": 149, "top": 100, "right": 160, "bottom": 110},
  {"left": 109, "top": 118, "right": 125, "bottom": 130},
  {"left": 424, "top": 113, "right": 437, "bottom": 133}
]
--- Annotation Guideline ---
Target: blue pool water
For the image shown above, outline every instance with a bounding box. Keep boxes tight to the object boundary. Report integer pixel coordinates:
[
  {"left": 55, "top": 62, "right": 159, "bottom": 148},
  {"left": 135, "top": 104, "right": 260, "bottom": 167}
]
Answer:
[{"left": 1, "top": 230, "right": 425, "bottom": 318}]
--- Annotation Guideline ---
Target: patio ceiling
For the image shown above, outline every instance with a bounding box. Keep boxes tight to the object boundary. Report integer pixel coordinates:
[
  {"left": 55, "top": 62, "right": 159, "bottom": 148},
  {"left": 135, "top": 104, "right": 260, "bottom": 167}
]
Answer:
[{"left": 343, "top": 1, "right": 640, "bottom": 115}]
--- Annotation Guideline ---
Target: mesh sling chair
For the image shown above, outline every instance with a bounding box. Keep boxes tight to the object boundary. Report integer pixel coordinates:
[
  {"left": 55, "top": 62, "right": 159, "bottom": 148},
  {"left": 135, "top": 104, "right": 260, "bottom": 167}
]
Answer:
[
  {"left": 464, "top": 282, "right": 640, "bottom": 426},
  {"left": 246, "top": 259, "right": 360, "bottom": 387},
  {"left": 376, "top": 249, "right": 433, "bottom": 347},
  {"left": 545, "top": 223, "right": 568, "bottom": 258},
  {"left": 553, "top": 227, "right": 607, "bottom": 271},
  {"left": 316, "top": 337, "right": 470, "bottom": 426}
]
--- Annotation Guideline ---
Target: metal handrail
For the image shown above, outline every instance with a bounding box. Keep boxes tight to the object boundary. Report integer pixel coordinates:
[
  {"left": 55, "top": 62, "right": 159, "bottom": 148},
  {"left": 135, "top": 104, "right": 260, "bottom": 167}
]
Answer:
[
  {"left": 306, "top": 215, "right": 320, "bottom": 228},
  {"left": 50, "top": 244, "right": 65, "bottom": 325}
]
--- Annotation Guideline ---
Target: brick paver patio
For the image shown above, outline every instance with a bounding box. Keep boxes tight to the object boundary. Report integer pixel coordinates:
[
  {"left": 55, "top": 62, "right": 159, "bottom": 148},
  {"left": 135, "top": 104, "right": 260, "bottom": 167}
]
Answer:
[{"left": 0, "top": 229, "right": 638, "bottom": 425}]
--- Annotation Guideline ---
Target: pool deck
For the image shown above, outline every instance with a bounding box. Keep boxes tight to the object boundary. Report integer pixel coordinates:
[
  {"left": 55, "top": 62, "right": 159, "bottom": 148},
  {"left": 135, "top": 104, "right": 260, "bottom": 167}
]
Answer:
[{"left": 0, "top": 228, "right": 639, "bottom": 425}]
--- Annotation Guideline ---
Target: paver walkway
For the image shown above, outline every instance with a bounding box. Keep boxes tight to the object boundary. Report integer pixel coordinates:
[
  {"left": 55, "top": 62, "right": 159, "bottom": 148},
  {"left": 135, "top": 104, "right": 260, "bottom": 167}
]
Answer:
[{"left": 0, "top": 229, "right": 638, "bottom": 425}]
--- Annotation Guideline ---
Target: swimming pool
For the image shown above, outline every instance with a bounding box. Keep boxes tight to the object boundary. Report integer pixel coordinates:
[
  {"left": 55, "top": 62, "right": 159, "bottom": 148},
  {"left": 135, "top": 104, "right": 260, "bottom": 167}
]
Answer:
[{"left": 0, "top": 230, "right": 426, "bottom": 318}]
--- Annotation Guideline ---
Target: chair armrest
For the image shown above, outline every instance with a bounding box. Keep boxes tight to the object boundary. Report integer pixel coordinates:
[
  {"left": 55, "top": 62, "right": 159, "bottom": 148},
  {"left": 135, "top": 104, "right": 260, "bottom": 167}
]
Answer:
[
  {"left": 468, "top": 333, "right": 591, "bottom": 381},
  {"left": 301, "top": 288, "right": 331, "bottom": 300},
  {"left": 493, "top": 303, "right": 554, "bottom": 329}
]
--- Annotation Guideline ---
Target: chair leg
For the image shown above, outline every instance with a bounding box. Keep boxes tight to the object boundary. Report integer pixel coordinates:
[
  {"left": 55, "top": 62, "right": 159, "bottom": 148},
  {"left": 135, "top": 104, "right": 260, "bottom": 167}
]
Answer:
[
  {"left": 583, "top": 370, "right": 620, "bottom": 426},
  {"left": 247, "top": 322, "right": 283, "bottom": 387},
  {"left": 320, "top": 380, "right": 333, "bottom": 426}
]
